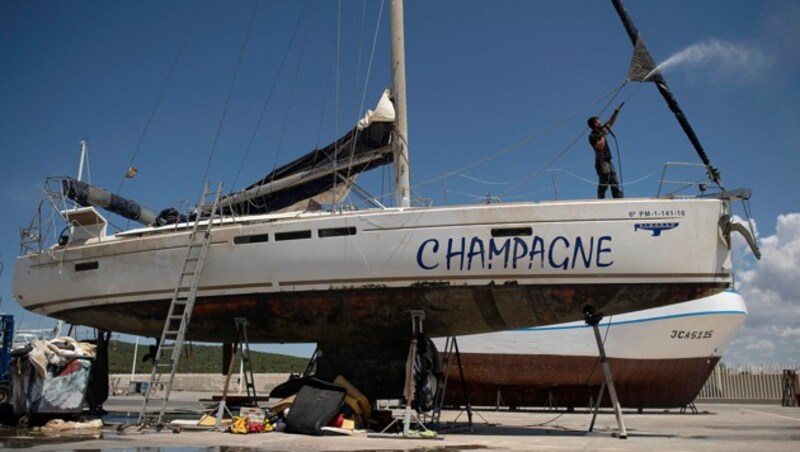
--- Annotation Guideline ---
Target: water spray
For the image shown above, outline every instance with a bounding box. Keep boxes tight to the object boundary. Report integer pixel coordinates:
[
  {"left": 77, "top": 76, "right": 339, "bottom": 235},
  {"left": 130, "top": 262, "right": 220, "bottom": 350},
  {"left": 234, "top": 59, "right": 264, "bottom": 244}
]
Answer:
[{"left": 644, "top": 38, "right": 768, "bottom": 82}]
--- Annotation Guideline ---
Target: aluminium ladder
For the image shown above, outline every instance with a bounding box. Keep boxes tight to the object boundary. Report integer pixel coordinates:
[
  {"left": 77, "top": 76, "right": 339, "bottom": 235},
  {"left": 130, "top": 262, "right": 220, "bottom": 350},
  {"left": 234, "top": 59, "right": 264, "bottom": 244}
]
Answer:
[{"left": 137, "top": 182, "right": 223, "bottom": 426}]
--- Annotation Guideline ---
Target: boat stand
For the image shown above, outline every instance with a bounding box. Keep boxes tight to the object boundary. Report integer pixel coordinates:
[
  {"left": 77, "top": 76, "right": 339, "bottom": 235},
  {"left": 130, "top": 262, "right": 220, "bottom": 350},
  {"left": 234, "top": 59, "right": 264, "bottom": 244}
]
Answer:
[
  {"left": 434, "top": 336, "right": 486, "bottom": 430},
  {"left": 368, "top": 310, "right": 443, "bottom": 440},
  {"left": 213, "top": 317, "right": 258, "bottom": 431},
  {"left": 585, "top": 310, "right": 627, "bottom": 439}
]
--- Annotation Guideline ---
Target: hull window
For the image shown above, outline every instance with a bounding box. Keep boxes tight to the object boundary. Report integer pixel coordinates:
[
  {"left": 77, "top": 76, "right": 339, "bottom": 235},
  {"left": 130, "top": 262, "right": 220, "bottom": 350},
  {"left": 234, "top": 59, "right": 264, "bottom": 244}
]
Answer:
[
  {"left": 75, "top": 261, "right": 99, "bottom": 272},
  {"left": 318, "top": 227, "right": 357, "bottom": 238},
  {"left": 491, "top": 227, "right": 533, "bottom": 237},
  {"left": 234, "top": 234, "right": 270, "bottom": 245},
  {"left": 275, "top": 230, "right": 312, "bottom": 241}
]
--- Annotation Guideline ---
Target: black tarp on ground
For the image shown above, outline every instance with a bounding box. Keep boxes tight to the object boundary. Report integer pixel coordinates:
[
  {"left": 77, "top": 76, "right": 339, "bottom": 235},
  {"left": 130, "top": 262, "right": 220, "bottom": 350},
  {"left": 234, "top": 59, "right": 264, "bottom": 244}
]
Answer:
[{"left": 284, "top": 378, "right": 346, "bottom": 436}]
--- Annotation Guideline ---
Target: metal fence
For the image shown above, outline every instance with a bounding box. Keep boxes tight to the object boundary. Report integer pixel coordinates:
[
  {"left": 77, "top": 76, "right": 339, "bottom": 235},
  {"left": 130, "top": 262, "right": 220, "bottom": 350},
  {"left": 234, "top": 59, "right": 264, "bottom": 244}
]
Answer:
[{"left": 696, "top": 364, "right": 799, "bottom": 402}]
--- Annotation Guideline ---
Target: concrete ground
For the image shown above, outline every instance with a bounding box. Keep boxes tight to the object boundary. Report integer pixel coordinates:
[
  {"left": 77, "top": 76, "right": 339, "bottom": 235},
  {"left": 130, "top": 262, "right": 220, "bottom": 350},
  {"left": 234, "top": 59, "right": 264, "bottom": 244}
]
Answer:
[{"left": 2, "top": 391, "right": 799, "bottom": 451}]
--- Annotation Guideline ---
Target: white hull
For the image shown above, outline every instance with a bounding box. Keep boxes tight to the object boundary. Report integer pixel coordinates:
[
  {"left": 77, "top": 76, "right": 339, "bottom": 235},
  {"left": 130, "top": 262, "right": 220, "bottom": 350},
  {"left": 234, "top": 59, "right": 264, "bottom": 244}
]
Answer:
[
  {"left": 436, "top": 290, "right": 747, "bottom": 360},
  {"left": 434, "top": 291, "right": 747, "bottom": 408},
  {"left": 14, "top": 197, "right": 733, "bottom": 342}
]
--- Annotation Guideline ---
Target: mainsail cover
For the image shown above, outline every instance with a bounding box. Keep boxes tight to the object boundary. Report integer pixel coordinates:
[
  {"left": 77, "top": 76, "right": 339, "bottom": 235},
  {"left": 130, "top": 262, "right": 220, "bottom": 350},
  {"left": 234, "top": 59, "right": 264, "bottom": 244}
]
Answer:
[
  {"left": 217, "top": 90, "right": 396, "bottom": 216},
  {"left": 62, "top": 177, "right": 157, "bottom": 226}
]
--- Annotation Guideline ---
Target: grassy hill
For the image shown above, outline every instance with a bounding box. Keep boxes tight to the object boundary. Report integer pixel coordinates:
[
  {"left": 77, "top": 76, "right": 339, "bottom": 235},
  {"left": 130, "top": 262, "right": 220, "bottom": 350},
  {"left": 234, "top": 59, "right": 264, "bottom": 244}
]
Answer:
[{"left": 108, "top": 339, "right": 309, "bottom": 374}]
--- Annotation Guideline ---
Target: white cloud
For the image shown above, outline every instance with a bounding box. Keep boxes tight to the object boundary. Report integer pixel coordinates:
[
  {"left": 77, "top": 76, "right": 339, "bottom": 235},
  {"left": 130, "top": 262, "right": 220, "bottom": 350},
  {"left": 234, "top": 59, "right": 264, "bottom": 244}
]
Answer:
[
  {"left": 744, "top": 338, "right": 775, "bottom": 354},
  {"left": 725, "top": 213, "right": 800, "bottom": 366},
  {"left": 761, "top": 0, "right": 800, "bottom": 69},
  {"left": 778, "top": 327, "right": 800, "bottom": 338}
]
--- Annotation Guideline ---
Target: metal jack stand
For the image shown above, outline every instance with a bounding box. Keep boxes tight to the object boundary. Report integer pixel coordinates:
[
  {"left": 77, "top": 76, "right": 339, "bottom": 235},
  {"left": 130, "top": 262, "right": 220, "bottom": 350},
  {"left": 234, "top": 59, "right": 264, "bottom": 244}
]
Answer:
[
  {"left": 585, "top": 310, "right": 627, "bottom": 439},
  {"left": 213, "top": 317, "right": 257, "bottom": 431},
  {"left": 368, "top": 310, "right": 443, "bottom": 440},
  {"left": 437, "top": 336, "right": 486, "bottom": 430}
]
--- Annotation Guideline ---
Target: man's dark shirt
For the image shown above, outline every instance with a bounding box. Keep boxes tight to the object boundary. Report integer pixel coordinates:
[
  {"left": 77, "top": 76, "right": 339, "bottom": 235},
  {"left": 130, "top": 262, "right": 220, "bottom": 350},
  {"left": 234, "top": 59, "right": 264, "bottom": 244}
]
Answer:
[{"left": 589, "top": 130, "right": 612, "bottom": 163}]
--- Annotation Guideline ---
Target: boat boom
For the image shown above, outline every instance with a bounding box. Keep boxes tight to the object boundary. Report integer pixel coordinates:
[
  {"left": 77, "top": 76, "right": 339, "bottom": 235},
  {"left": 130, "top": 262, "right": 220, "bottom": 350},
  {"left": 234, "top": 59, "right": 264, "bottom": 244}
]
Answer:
[{"left": 611, "top": 0, "right": 723, "bottom": 189}]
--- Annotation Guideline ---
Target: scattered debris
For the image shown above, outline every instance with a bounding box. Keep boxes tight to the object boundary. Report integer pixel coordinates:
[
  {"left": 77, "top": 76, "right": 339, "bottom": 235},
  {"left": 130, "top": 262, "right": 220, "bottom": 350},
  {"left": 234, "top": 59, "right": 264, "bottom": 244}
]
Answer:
[
  {"left": 3, "top": 337, "right": 95, "bottom": 427},
  {"left": 40, "top": 418, "right": 103, "bottom": 432}
]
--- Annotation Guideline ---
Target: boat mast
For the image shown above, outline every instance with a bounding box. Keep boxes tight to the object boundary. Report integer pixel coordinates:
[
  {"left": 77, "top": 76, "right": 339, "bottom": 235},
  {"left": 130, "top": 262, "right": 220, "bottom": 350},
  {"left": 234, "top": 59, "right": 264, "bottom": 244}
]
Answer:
[
  {"left": 390, "top": 0, "right": 410, "bottom": 207},
  {"left": 610, "top": 0, "right": 723, "bottom": 189},
  {"left": 77, "top": 139, "right": 88, "bottom": 182}
]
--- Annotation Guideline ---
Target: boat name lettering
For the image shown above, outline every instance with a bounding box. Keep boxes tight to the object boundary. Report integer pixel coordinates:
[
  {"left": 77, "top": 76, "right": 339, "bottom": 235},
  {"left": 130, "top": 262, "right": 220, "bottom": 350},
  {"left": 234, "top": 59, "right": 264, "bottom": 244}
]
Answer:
[
  {"left": 416, "top": 235, "right": 613, "bottom": 271},
  {"left": 670, "top": 329, "right": 713, "bottom": 340},
  {"left": 628, "top": 209, "right": 686, "bottom": 218}
]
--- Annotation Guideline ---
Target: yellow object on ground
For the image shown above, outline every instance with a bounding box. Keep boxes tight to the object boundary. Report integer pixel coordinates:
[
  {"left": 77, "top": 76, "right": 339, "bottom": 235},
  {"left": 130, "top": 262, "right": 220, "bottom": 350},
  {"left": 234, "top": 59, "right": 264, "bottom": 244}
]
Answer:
[
  {"left": 197, "top": 413, "right": 231, "bottom": 427},
  {"left": 418, "top": 429, "right": 438, "bottom": 439},
  {"left": 230, "top": 416, "right": 247, "bottom": 434},
  {"left": 270, "top": 394, "right": 296, "bottom": 414},
  {"left": 334, "top": 375, "right": 371, "bottom": 420}
]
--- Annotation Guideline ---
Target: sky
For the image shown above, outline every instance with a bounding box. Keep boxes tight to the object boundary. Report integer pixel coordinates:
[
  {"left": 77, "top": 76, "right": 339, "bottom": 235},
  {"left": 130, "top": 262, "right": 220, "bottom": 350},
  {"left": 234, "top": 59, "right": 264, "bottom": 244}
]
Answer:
[{"left": 0, "top": 0, "right": 798, "bottom": 365}]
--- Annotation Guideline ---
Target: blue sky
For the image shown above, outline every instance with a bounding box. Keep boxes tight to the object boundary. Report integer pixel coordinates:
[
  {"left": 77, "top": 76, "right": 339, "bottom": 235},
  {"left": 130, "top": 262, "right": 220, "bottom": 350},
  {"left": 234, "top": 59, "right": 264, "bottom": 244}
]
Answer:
[{"left": 1, "top": 0, "right": 798, "bottom": 364}]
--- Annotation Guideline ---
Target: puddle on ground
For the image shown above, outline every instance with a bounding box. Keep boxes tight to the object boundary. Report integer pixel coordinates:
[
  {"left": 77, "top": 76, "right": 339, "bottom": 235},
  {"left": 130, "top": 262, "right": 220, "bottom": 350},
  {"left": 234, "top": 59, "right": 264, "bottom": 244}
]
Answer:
[
  {"left": 0, "top": 411, "right": 210, "bottom": 449},
  {"left": 0, "top": 424, "right": 104, "bottom": 449}
]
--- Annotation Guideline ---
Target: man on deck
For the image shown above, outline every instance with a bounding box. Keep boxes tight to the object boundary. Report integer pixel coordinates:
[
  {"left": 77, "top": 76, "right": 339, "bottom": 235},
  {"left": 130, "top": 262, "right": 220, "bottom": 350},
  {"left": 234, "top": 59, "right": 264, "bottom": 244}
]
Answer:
[{"left": 588, "top": 105, "right": 624, "bottom": 199}]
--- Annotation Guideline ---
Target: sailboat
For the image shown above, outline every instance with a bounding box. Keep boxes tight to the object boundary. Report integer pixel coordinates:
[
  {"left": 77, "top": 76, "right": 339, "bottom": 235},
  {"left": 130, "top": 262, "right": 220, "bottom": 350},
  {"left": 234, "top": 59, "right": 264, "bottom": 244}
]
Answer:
[
  {"left": 12, "top": 1, "right": 758, "bottom": 398},
  {"left": 434, "top": 290, "right": 747, "bottom": 409}
]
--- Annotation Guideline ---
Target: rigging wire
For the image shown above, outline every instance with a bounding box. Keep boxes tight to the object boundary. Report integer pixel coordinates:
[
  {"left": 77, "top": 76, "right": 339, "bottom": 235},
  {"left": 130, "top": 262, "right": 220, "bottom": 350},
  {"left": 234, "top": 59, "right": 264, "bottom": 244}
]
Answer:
[
  {"left": 331, "top": 0, "right": 343, "bottom": 205},
  {"left": 545, "top": 168, "right": 658, "bottom": 188},
  {"left": 272, "top": 15, "right": 312, "bottom": 180},
  {"left": 314, "top": 49, "right": 336, "bottom": 149},
  {"left": 497, "top": 82, "right": 627, "bottom": 198},
  {"left": 606, "top": 131, "right": 625, "bottom": 190},
  {"left": 454, "top": 172, "right": 529, "bottom": 186},
  {"left": 342, "top": 0, "right": 385, "bottom": 187},
  {"left": 662, "top": 176, "right": 713, "bottom": 197},
  {"left": 410, "top": 82, "right": 626, "bottom": 196},
  {"left": 444, "top": 171, "right": 661, "bottom": 204},
  {"left": 116, "top": 0, "right": 203, "bottom": 196},
  {"left": 200, "top": 0, "right": 261, "bottom": 192},
  {"left": 603, "top": 81, "right": 646, "bottom": 192},
  {"left": 331, "top": 0, "right": 384, "bottom": 211},
  {"left": 312, "top": 1, "right": 337, "bottom": 151},
  {"left": 356, "top": 0, "right": 385, "bottom": 136},
  {"left": 232, "top": 0, "right": 311, "bottom": 191}
]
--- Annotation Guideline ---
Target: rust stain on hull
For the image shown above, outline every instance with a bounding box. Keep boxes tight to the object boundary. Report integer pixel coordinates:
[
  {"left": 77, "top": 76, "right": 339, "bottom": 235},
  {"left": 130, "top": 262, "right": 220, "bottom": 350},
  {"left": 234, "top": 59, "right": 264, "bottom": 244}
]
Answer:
[
  {"left": 55, "top": 282, "right": 725, "bottom": 343},
  {"left": 443, "top": 353, "right": 721, "bottom": 409}
]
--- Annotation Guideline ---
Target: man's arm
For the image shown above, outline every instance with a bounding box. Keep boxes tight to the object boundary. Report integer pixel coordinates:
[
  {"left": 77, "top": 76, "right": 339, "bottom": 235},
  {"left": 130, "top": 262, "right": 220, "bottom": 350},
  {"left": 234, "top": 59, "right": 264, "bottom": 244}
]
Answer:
[
  {"left": 604, "top": 103, "right": 624, "bottom": 130},
  {"left": 604, "top": 107, "right": 621, "bottom": 130}
]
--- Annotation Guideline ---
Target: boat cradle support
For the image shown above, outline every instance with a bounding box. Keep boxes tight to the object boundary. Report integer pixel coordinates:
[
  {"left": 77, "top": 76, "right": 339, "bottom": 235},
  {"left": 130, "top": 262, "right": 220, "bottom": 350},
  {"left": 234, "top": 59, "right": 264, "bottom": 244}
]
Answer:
[{"left": 584, "top": 307, "right": 627, "bottom": 440}]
